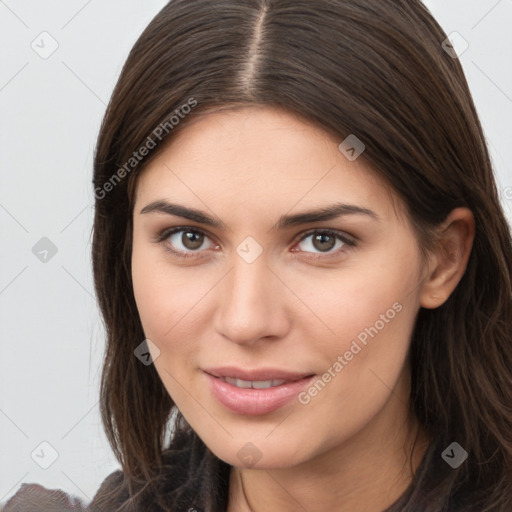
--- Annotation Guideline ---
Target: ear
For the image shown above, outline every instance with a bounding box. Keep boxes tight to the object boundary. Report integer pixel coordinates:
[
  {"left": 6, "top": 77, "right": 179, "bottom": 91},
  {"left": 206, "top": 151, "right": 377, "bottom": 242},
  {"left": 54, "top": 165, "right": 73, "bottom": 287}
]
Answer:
[{"left": 420, "top": 207, "right": 475, "bottom": 309}]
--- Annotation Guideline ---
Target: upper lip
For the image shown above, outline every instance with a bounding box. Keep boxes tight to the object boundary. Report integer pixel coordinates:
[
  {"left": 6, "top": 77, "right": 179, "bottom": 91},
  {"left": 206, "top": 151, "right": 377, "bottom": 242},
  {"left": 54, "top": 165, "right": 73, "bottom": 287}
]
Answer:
[{"left": 204, "top": 366, "right": 314, "bottom": 382}]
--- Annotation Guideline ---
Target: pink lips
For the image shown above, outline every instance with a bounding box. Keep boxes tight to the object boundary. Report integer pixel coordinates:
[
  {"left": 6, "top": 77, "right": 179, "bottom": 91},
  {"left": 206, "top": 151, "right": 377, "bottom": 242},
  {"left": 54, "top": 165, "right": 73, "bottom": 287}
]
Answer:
[{"left": 203, "top": 366, "right": 315, "bottom": 415}]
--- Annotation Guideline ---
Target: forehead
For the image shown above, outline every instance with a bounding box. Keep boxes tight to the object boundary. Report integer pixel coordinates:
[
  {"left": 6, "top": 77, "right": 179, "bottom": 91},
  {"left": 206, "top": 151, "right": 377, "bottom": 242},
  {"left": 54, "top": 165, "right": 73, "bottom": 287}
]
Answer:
[{"left": 134, "top": 106, "right": 401, "bottom": 223}]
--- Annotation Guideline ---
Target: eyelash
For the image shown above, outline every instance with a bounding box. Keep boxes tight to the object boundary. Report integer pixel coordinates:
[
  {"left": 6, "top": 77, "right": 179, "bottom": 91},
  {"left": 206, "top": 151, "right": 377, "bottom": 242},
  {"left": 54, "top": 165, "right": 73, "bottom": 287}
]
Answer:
[{"left": 154, "top": 226, "right": 357, "bottom": 260}]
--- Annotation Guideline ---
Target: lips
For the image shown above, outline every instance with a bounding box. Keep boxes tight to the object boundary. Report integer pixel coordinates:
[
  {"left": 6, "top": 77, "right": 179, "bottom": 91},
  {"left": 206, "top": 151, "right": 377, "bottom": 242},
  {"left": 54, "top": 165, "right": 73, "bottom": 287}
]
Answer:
[{"left": 203, "top": 366, "right": 316, "bottom": 415}]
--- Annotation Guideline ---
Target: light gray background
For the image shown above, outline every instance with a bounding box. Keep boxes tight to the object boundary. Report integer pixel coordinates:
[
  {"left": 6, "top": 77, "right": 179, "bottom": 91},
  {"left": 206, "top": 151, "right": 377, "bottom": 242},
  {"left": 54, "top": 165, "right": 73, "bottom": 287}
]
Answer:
[{"left": 1, "top": 0, "right": 511, "bottom": 505}]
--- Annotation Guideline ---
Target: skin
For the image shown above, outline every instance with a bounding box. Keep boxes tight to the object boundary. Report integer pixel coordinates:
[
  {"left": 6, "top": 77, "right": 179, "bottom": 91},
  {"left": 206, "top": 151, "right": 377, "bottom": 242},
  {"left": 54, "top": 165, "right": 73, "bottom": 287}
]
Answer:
[{"left": 131, "top": 106, "right": 475, "bottom": 512}]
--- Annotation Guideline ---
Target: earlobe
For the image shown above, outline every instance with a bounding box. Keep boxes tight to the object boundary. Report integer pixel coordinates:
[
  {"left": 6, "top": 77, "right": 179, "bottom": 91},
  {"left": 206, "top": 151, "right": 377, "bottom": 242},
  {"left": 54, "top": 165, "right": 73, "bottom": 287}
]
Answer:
[{"left": 419, "top": 207, "right": 475, "bottom": 309}]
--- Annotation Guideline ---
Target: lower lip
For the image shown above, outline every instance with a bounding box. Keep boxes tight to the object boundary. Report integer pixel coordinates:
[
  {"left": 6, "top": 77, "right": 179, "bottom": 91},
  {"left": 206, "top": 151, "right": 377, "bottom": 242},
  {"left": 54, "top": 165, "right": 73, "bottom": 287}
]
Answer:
[{"left": 204, "top": 372, "right": 316, "bottom": 415}]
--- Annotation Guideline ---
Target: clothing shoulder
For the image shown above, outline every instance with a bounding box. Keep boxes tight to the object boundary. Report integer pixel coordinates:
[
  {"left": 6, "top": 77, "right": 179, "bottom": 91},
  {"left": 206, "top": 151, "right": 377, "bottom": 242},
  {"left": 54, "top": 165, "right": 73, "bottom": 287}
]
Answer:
[
  {"left": 87, "top": 468, "right": 126, "bottom": 512},
  {"left": 87, "top": 428, "right": 208, "bottom": 511},
  {"left": 0, "top": 470, "right": 124, "bottom": 512},
  {"left": 87, "top": 428, "right": 230, "bottom": 511},
  {"left": 1, "top": 429, "right": 228, "bottom": 512},
  {"left": 1, "top": 482, "right": 87, "bottom": 511}
]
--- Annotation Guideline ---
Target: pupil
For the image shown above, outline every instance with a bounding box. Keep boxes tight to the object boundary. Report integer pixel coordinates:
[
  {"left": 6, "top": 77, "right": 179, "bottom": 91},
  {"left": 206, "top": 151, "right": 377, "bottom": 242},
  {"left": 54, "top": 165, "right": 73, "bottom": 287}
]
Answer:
[
  {"left": 183, "top": 231, "right": 203, "bottom": 250},
  {"left": 313, "top": 234, "right": 335, "bottom": 252}
]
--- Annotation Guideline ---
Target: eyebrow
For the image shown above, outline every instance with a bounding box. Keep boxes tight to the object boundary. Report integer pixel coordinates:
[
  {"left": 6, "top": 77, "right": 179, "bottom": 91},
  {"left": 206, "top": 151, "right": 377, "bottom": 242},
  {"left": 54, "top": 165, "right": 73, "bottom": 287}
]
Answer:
[{"left": 139, "top": 200, "right": 379, "bottom": 230}]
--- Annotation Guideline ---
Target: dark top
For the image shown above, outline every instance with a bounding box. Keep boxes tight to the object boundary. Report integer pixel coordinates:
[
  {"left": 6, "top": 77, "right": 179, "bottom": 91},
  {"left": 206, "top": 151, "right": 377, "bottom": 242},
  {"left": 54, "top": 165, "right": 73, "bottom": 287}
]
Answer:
[
  {"left": 2, "top": 428, "right": 469, "bottom": 511},
  {"left": 2, "top": 428, "right": 230, "bottom": 512}
]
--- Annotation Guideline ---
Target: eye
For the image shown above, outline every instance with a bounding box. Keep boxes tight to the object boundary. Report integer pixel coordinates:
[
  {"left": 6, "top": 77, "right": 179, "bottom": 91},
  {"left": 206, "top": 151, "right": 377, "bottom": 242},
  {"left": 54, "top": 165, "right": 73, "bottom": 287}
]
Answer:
[
  {"left": 292, "top": 229, "right": 355, "bottom": 258},
  {"left": 155, "top": 227, "right": 356, "bottom": 260},
  {"left": 156, "top": 227, "right": 218, "bottom": 258}
]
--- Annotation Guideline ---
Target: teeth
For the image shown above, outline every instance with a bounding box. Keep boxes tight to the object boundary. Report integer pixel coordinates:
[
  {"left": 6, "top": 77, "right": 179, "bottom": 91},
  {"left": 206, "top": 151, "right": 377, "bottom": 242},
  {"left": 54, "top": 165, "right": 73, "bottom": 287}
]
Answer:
[
  {"left": 222, "top": 377, "right": 287, "bottom": 389},
  {"left": 252, "top": 379, "right": 287, "bottom": 389}
]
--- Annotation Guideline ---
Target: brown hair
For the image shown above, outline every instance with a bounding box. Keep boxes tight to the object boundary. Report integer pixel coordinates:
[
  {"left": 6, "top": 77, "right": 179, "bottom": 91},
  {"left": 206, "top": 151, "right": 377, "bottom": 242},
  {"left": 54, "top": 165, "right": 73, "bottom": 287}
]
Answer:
[{"left": 92, "top": 0, "right": 512, "bottom": 510}]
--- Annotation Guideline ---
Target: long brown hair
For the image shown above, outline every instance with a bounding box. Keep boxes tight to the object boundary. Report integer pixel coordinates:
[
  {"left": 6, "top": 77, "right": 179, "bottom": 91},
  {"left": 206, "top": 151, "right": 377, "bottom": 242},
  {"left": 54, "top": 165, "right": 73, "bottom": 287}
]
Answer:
[{"left": 91, "top": 0, "right": 512, "bottom": 510}]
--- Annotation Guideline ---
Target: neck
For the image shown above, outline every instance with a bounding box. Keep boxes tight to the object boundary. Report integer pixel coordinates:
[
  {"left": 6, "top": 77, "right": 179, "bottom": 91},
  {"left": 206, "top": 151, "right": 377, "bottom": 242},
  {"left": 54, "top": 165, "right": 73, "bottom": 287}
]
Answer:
[{"left": 228, "top": 372, "right": 430, "bottom": 512}]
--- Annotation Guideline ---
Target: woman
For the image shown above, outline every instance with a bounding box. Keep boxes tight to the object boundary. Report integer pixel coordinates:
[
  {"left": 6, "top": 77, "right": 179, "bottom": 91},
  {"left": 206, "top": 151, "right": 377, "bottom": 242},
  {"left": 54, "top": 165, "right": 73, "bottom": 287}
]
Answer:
[{"left": 4, "top": 0, "right": 511, "bottom": 510}]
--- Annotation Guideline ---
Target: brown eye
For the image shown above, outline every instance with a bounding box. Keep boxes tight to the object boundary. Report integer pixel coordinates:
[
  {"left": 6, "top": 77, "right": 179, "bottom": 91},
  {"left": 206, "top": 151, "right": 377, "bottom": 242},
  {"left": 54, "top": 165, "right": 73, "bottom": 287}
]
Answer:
[
  {"left": 159, "top": 227, "right": 217, "bottom": 257},
  {"left": 311, "top": 233, "right": 336, "bottom": 252},
  {"left": 181, "top": 230, "right": 204, "bottom": 250},
  {"left": 294, "top": 229, "right": 355, "bottom": 257}
]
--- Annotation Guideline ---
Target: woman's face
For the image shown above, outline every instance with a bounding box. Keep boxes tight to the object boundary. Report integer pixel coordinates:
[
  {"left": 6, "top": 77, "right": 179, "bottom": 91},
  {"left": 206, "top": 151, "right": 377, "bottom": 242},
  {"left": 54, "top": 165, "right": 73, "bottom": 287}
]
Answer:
[{"left": 131, "top": 106, "right": 429, "bottom": 469}]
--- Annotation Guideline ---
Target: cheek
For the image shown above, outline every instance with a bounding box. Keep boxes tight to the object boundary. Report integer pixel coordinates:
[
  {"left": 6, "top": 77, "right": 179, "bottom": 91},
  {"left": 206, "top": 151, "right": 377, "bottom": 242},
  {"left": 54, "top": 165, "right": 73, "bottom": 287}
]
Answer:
[
  {"left": 298, "top": 259, "right": 418, "bottom": 342},
  {"left": 131, "top": 237, "right": 183, "bottom": 344},
  {"left": 291, "top": 246, "right": 422, "bottom": 387},
  {"left": 131, "top": 237, "right": 215, "bottom": 354},
  {"left": 132, "top": 241, "right": 166, "bottom": 335},
  {"left": 293, "top": 274, "right": 419, "bottom": 444},
  {"left": 131, "top": 240, "right": 202, "bottom": 403}
]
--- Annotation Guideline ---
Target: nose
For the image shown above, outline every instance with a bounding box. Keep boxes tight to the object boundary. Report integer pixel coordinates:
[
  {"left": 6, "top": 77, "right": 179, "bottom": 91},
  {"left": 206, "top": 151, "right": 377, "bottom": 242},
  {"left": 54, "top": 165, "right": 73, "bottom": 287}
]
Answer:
[{"left": 213, "top": 252, "right": 291, "bottom": 346}]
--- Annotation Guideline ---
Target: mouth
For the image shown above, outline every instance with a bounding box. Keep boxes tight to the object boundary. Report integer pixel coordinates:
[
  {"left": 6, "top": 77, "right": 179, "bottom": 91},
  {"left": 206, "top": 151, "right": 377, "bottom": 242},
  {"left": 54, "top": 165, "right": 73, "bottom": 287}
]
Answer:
[
  {"left": 214, "top": 376, "right": 293, "bottom": 389},
  {"left": 204, "top": 366, "right": 314, "bottom": 383},
  {"left": 203, "top": 367, "right": 316, "bottom": 415}
]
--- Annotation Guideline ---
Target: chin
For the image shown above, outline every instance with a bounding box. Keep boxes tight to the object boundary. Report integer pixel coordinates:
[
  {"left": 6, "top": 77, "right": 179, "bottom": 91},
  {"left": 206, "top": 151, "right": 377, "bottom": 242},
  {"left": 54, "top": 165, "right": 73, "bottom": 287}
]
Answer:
[{"left": 206, "top": 437, "right": 312, "bottom": 470}]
